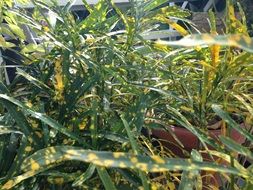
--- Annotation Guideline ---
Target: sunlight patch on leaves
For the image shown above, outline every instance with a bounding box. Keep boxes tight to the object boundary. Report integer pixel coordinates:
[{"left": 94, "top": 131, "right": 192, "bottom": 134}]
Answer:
[{"left": 156, "top": 34, "right": 253, "bottom": 53}]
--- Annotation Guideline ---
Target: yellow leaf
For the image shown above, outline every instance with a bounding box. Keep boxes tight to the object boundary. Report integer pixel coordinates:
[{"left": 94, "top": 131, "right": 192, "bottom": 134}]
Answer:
[
  {"left": 167, "top": 20, "right": 188, "bottom": 36},
  {"left": 180, "top": 106, "right": 194, "bottom": 113},
  {"left": 54, "top": 57, "right": 64, "bottom": 103},
  {"left": 210, "top": 44, "right": 220, "bottom": 68},
  {"left": 1, "top": 180, "right": 15, "bottom": 190},
  {"left": 228, "top": 5, "right": 236, "bottom": 22},
  {"left": 156, "top": 16, "right": 189, "bottom": 36},
  {"left": 153, "top": 40, "right": 171, "bottom": 52},
  {"left": 54, "top": 58, "right": 64, "bottom": 90}
]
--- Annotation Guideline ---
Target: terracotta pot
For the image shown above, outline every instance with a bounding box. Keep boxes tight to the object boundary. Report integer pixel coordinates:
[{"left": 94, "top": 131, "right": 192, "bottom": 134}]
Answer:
[
  {"left": 151, "top": 125, "right": 246, "bottom": 157},
  {"left": 151, "top": 125, "right": 246, "bottom": 188}
]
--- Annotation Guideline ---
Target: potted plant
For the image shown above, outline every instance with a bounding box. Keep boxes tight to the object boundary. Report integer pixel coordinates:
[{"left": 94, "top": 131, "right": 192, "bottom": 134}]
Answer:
[
  {"left": 0, "top": 0, "right": 203, "bottom": 189},
  {"left": 147, "top": 0, "right": 253, "bottom": 187},
  {"left": 1, "top": 0, "right": 253, "bottom": 189}
]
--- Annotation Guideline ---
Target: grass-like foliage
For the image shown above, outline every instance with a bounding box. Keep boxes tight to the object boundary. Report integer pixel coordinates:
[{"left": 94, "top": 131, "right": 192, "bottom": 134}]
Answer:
[{"left": 0, "top": 0, "right": 252, "bottom": 189}]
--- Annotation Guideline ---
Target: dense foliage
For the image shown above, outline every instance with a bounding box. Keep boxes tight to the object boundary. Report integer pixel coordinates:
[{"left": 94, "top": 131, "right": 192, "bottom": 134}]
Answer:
[{"left": 0, "top": 0, "right": 252, "bottom": 189}]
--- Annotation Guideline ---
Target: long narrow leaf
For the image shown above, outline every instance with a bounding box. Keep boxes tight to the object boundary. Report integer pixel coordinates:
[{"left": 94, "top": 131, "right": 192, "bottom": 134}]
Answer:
[
  {"left": 96, "top": 167, "right": 117, "bottom": 190},
  {"left": 156, "top": 34, "right": 253, "bottom": 53},
  {"left": 212, "top": 104, "right": 253, "bottom": 142},
  {"left": 2, "top": 146, "right": 249, "bottom": 189},
  {"left": 179, "top": 150, "right": 202, "bottom": 190},
  {"left": 121, "top": 116, "right": 150, "bottom": 190},
  {"left": 220, "top": 136, "right": 253, "bottom": 160},
  {"left": 72, "top": 164, "right": 96, "bottom": 187},
  {"left": 0, "top": 94, "right": 89, "bottom": 147}
]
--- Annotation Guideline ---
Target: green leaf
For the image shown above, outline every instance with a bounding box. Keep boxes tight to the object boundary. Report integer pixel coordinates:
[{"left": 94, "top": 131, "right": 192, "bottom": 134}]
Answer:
[
  {"left": 8, "top": 24, "right": 26, "bottom": 40},
  {"left": 63, "top": 0, "right": 78, "bottom": 12},
  {"left": 121, "top": 116, "right": 150, "bottom": 190},
  {"left": 79, "top": 0, "right": 108, "bottom": 30},
  {"left": 16, "top": 68, "right": 53, "bottom": 93},
  {"left": 63, "top": 74, "right": 99, "bottom": 114},
  {"left": 0, "top": 25, "right": 16, "bottom": 39},
  {"left": 0, "top": 94, "right": 89, "bottom": 147},
  {"left": 220, "top": 136, "right": 253, "bottom": 160},
  {"left": 162, "top": 106, "right": 221, "bottom": 151},
  {"left": 212, "top": 104, "right": 253, "bottom": 142},
  {"left": 0, "top": 126, "right": 23, "bottom": 135},
  {"left": 81, "top": 0, "right": 93, "bottom": 13},
  {"left": 41, "top": 170, "right": 81, "bottom": 184},
  {"left": 6, "top": 135, "right": 28, "bottom": 178},
  {"left": 72, "top": 164, "right": 96, "bottom": 187},
  {"left": 179, "top": 150, "right": 202, "bottom": 190},
  {"left": 0, "top": 82, "right": 9, "bottom": 94},
  {"left": 156, "top": 34, "right": 253, "bottom": 53},
  {"left": 2, "top": 146, "right": 249, "bottom": 189},
  {"left": 120, "top": 116, "right": 139, "bottom": 154},
  {"left": 0, "top": 98, "right": 37, "bottom": 140},
  {"left": 144, "top": 5, "right": 190, "bottom": 19},
  {"left": 244, "top": 182, "right": 253, "bottom": 190},
  {"left": 115, "top": 169, "right": 141, "bottom": 188},
  {"left": 233, "top": 94, "right": 253, "bottom": 117},
  {"left": 143, "top": 0, "right": 169, "bottom": 12},
  {"left": 21, "top": 44, "right": 45, "bottom": 54},
  {"left": 0, "top": 36, "right": 15, "bottom": 48},
  {"left": 205, "top": 150, "right": 246, "bottom": 171},
  {"left": 96, "top": 167, "right": 117, "bottom": 190}
]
